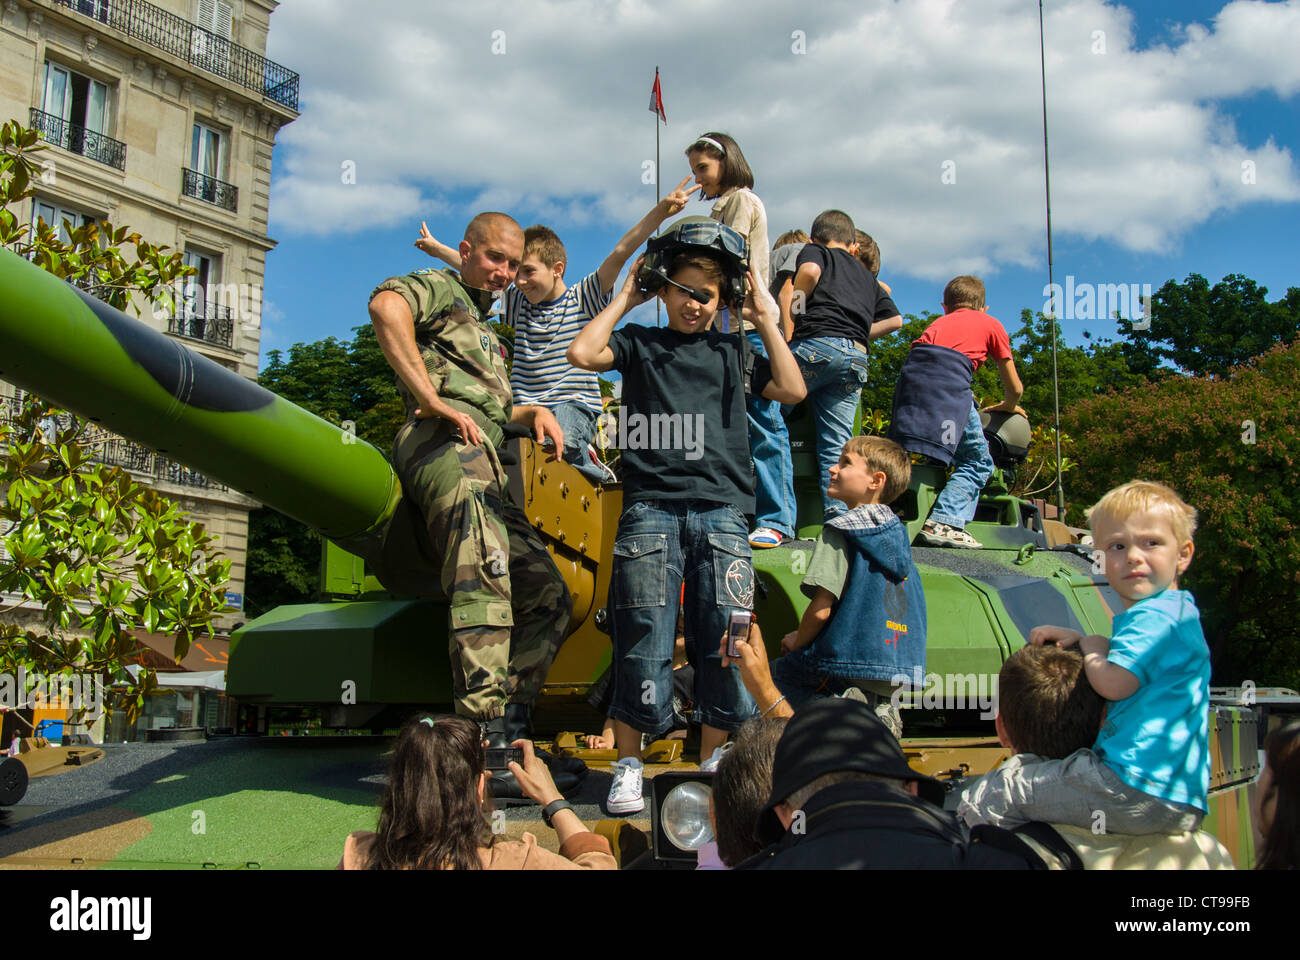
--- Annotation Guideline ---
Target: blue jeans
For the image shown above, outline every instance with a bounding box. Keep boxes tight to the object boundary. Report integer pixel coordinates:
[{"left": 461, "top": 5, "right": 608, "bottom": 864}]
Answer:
[
  {"left": 746, "top": 332, "right": 795, "bottom": 538},
  {"left": 928, "top": 403, "right": 994, "bottom": 530},
  {"left": 607, "top": 500, "right": 758, "bottom": 734},
  {"left": 790, "top": 337, "right": 868, "bottom": 520},
  {"left": 550, "top": 401, "right": 606, "bottom": 482}
]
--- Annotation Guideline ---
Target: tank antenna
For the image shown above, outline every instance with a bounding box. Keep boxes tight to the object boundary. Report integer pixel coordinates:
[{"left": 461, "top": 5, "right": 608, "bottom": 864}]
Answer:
[{"left": 1039, "top": 0, "right": 1065, "bottom": 517}]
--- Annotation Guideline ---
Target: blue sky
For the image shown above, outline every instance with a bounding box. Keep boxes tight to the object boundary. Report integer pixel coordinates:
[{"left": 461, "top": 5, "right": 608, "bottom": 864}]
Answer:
[{"left": 258, "top": 0, "right": 1300, "bottom": 366}]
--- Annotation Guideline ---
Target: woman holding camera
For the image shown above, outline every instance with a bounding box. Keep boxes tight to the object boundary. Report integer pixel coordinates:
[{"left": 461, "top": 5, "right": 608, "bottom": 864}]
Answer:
[{"left": 338, "top": 714, "right": 614, "bottom": 869}]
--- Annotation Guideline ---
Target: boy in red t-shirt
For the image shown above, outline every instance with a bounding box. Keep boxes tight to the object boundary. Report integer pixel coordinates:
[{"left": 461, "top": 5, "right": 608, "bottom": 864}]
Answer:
[{"left": 888, "top": 276, "right": 1025, "bottom": 548}]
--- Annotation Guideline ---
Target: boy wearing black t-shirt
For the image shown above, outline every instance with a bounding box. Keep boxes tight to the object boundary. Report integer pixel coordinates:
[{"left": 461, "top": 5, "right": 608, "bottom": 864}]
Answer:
[
  {"left": 789, "top": 210, "right": 903, "bottom": 520},
  {"left": 567, "top": 246, "right": 805, "bottom": 814}
]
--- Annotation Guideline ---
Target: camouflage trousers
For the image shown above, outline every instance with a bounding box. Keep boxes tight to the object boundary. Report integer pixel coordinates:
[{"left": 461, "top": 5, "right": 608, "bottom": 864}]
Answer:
[{"left": 394, "top": 417, "right": 571, "bottom": 721}]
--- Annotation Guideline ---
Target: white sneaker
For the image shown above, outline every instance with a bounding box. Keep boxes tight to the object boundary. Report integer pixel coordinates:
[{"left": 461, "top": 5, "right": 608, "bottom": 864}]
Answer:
[
  {"left": 606, "top": 757, "right": 644, "bottom": 814},
  {"left": 699, "top": 743, "right": 732, "bottom": 774}
]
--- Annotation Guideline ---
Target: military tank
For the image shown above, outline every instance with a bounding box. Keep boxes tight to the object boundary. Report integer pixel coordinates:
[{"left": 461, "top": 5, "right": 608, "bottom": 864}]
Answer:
[{"left": 0, "top": 248, "right": 1269, "bottom": 865}]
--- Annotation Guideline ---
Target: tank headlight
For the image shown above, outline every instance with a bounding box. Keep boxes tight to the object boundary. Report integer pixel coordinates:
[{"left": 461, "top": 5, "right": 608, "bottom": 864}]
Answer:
[{"left": 660, "top": 780, "right": 714, "bottom": 851}]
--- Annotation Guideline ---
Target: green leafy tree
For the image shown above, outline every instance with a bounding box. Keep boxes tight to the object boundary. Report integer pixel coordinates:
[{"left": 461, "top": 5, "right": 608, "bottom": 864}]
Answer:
[
  {"left": 2, "top": 118, "right": 228, "bottom": 722},
  {"left": 860, "top": 314, "right": 934, "bottom": 414},
  {"left": 1117, "top": 273, "right": 1300, "bottom": 379},
  {"left": 1, "top": 400, "right": 232, "bottom": 722},
  {"left": 1062, "top": 341, "right": 1300, "bottom": 688},
  {"left": 1009, "top": 310, "right": 1144, "bottom": 426}
]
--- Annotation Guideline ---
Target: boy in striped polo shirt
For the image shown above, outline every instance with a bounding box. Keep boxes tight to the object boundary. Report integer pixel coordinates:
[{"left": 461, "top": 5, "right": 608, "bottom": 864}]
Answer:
[{"left": 415, "top": 178, "right": 698, "bottom": 481}]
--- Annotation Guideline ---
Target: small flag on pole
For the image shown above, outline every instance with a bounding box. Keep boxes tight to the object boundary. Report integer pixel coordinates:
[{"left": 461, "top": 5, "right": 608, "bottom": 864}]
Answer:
[{"left": 649, "top": 69, "right": 666, "bottom": 124}]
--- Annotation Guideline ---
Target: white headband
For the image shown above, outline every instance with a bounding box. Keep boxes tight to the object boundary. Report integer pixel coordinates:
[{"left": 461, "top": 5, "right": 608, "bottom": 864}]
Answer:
[{"left": 693, "top": 136, "right": 727, "bottom": 156}]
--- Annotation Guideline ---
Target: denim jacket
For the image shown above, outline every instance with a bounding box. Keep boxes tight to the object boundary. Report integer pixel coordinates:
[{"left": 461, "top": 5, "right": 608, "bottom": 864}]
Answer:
[{"left": 789, "top": 508, "right": 927, "bottom": 682}]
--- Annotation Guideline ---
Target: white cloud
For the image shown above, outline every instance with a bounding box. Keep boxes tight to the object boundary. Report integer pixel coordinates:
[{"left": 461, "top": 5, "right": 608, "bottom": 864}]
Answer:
[{"left": 265, "top": 0, "right": 1300, "bottom": 279}]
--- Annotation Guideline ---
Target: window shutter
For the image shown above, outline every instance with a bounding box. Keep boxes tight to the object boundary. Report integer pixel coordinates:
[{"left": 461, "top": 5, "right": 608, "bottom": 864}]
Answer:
[
  {"left": 214, "top": 1, "right": 233, "bottom": 39},
  {"left": 196, "top": 0, "right": 216, "bottom": 31}
]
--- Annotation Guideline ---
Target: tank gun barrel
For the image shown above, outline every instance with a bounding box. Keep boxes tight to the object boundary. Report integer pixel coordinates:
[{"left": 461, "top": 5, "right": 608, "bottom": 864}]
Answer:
[{"left": 0, "top": 248, "right": 401, "bottom": 545}]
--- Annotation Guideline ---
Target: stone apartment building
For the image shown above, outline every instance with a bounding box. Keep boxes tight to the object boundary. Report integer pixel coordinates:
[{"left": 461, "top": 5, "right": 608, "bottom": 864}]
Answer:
[{"left": 0, "top": 0, "right": 299, "bottom": 631}]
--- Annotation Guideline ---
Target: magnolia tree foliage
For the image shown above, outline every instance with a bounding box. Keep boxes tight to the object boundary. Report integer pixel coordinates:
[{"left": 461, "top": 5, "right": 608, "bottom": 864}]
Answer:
[
  {"left": 1, "top": 119, "right": 229, "bottom": 721},
  {"left": 1062, "top": 341, "right": 1300, "bottom": 688},
  {"left": 1, "top": 403, "right": 233, "bottom": 719}
]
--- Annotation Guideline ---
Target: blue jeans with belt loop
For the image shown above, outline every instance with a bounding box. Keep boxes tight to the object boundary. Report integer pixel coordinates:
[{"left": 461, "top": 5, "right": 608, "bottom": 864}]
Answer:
[
  {"left": 746, "top": 332, "right": 795, "bottom": 538},
  {"left": 790, "top": 337, "right": 869, "bottom": 520},
  {"left": 607, "top": 499, "right": 758, "bottom": 736}
]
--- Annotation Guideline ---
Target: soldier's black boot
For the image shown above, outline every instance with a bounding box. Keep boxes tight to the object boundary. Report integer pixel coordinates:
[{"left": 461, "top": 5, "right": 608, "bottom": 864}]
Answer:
[
  {"left": 506, "top": 701, "right": 588, "bottom": 786},
  {"left": 483, "top": 715, "right": 526, "bottom": 801},
  {"left": 504, "top": 702, "right": 533, "bottom": 744}
]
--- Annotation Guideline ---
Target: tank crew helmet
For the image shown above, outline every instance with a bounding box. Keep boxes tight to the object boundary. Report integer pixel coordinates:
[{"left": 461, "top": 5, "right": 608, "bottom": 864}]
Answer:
[
  {"left": 637, "top": 216, "right": 750, "bottom": 308},
  {"left": 980, "top": 409, "right": 1032, "bottom": 467}
]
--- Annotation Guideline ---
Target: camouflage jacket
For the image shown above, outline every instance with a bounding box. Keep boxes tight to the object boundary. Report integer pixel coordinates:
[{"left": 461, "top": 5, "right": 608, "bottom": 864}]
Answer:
[{"left": 370, "top": 268, "right": 512, "bottom": 438}]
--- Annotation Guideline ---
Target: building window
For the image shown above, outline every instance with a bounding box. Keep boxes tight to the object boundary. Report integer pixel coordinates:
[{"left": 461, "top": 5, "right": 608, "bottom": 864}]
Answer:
[
  {"left": 33, "top": 62, "right": 126, "bottom": 170},
  {"left": 191, "top": 121, "right": 228, "bottom": 181},
  {"left": 182, "top": 121, "right": 237, "bottom": 211},
  {"left": 56, "top": 1, "right": 112, "bottom": 22},
  {"left": 170, "top": 249, "right": 235, "bottom": 349},
  {"left": 31, "top": 199, "right": 96, "bottom": 244}
]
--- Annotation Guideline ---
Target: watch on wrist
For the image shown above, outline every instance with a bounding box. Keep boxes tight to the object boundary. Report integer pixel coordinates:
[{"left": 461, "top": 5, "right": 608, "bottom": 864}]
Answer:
[{"left": 542, "top": 799, "right": 573, "bottom": 828}]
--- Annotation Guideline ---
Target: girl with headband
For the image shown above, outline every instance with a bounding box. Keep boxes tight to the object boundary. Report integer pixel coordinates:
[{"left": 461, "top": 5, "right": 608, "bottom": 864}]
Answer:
[{"left": 686, "top": 133, "right": 790, "bottom": 551}]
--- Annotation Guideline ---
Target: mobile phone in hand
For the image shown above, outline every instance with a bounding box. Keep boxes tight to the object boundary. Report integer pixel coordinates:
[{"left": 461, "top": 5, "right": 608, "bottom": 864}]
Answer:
[
  {"left": 484, "top": 747, "right": 525, "bottom": 769},
  {"left": 727, "top": 611, "right": 752, "bottom": 659}
]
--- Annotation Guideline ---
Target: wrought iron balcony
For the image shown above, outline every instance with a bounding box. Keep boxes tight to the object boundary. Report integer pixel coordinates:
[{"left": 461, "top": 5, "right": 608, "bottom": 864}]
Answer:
[
  {"left": 52, "top": 0, "right": 300, "bottom": 111},
  {"left": 0, "top": 394, "right": 227, "bottom": 493},
  {"left": 29, "top": 107, "right": 127, "bottom": 171},
  {"left": 168, "top": 305, "right": 235, "bottom": 350},
  {"left": 182, "top": 168, "right": 238, "bottom": 212}
]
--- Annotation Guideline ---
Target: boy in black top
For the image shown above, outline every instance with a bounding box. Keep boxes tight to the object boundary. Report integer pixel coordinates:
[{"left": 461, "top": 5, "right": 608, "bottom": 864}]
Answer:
[
  {"left": 789, "top": 209, "right": 903, "bottom": 520},
  {"left": 568, "top": 226, "right": 805, "bottom": 814}
]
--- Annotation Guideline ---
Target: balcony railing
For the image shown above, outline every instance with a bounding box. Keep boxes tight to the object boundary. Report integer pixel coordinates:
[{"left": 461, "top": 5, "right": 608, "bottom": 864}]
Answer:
[
  {"left": 169, "top": 305, "right": 234, "bottom": 350},
  {"left": 52, "top": 0, "right": 300, "bottom": 111},
  {"left": 0, "top": 394, "right": 228, "bottom": 493},
  {"left": 29, "top": 107, "right": 127, "bottom": 171},
  {"left": 181, "top": 168, "right": 237, "bottom": 212}
]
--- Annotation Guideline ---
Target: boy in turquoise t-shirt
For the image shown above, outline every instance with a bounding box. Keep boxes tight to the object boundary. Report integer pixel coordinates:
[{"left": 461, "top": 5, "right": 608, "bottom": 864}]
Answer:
[{"left": 958, "top": 480, "right": 1209, "bottom": 834}]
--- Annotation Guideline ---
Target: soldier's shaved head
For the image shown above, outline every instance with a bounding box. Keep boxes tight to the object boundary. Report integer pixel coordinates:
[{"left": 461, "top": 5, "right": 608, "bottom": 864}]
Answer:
[
  {"left": 464, "top": 212, "right": 522, "bottom": 246},
  {"left": 458, "top": 213, "right": 524, "bottom": 292}
]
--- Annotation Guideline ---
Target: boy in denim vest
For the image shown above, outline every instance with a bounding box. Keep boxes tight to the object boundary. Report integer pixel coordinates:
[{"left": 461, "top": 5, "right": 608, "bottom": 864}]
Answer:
[{"left": 769, "top": 436, "right": 926, "bottom": 737}]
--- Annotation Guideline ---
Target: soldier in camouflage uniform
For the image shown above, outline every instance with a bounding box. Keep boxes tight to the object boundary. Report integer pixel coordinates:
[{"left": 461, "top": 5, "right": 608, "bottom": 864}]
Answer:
[{"left": 368, "top": 213, "right": 572, "bottom": 736}]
